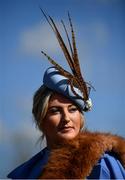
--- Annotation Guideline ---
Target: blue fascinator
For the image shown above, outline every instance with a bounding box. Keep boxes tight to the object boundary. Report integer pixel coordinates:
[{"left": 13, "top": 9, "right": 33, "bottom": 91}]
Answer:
[{"left": 43, "top": 66, "right": 92, "bottom": 111}]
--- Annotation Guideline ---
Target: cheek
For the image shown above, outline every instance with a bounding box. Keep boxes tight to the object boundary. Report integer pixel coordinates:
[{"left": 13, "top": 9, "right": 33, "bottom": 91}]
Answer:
[
  {"left": 72, "top": 113, "right": 82, "bottom": 129},
  {"left": 42, "top": 115, "right": 61, "bottom": 132}
]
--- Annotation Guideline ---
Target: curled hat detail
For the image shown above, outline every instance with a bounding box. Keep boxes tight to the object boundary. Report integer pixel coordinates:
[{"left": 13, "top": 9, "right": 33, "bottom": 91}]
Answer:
[
  {"left": 40, "top": 9, "right": 93, "bottom": 111},
  {"left": 43, "top": 67, "right": 92, "bottom": 111}
]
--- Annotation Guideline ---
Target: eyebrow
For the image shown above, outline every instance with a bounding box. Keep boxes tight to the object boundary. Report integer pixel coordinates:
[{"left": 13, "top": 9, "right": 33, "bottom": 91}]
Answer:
[{"left": 48, "top": 104, "right": 77, "bottom": 109}]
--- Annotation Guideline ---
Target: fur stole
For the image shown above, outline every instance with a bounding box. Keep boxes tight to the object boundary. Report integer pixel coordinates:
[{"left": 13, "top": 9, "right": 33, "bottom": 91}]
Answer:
[{"left": 39, "top": 131, "right": 125, "bottom": 179}]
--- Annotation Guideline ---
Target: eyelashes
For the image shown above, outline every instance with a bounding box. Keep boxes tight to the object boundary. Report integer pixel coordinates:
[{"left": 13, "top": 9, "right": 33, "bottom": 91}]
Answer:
[
  {"left": 48, "top": 107, "right": 60, "bottom": 114},
  {"left": 48, "top": 106, "right": 79, "bottom": 115}
]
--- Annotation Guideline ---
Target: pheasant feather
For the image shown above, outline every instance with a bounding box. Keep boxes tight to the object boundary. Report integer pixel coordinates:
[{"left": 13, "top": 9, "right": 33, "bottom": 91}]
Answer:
[{"left": 40, "top": 8, "right": 92, "bottom": 110}]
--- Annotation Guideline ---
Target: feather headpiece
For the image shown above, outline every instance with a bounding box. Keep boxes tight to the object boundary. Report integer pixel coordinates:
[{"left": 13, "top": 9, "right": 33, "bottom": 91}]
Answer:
[{"left": 40, "top": 9, "right": 93, "bottom": 111}]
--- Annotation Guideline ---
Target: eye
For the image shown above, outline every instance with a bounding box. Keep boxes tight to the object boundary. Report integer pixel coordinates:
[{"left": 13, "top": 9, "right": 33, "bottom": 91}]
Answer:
[
  {"left": 69, "top": 106, "right": 78, "bottom": 113},
  {"left": 48, "top": 107, "right": 60, "bottom": 115}
]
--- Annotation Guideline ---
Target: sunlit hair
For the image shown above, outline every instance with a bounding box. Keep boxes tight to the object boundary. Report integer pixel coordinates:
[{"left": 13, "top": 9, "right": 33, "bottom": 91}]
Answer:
[
  {"left": 32, "top": 85, "right": 85, "bottom": 132},
  {"left": 32, "top": 85, "right": 53, "bottom": 131}
]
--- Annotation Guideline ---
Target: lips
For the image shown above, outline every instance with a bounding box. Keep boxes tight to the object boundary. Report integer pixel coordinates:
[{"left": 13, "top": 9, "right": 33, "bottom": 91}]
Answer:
[{"left": 58, "top": 126, "right": 74, "bottom": 132}]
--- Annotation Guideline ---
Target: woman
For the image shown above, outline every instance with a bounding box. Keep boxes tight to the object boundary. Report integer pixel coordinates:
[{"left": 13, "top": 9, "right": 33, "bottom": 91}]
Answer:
[
  {"left": 7, "top": 67, "right": 125, "bottom": 179},
  {"left": 8, "top": 11, "right": 125, "bottom": 179}
]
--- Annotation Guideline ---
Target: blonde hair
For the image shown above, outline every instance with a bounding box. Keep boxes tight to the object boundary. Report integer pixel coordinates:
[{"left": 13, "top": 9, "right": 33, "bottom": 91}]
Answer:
[
  {"left": 32, "top": 85, "right": 85, "bottom": 132},
  {"left": 32, "top": 85, "right": 53, "bottom": 131}
]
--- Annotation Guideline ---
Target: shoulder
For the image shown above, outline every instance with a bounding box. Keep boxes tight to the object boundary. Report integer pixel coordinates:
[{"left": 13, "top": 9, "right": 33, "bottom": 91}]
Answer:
[
  {"left": 7, "top": 147, "right": 49, "bottom": 179},
  {"left": 88, "top": 153, "right": 125, "bottom": 179}
]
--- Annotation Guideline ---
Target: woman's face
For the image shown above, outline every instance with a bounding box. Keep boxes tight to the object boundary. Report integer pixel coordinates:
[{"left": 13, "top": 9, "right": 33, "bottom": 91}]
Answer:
[{"left": 42, "top": 93, "right": 83, "bottom": 147}]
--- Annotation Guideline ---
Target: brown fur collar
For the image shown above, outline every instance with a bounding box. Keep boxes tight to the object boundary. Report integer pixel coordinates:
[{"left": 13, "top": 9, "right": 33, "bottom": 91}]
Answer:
[{"left": 39, "top": 131, "right": 125, "bottom": 179}]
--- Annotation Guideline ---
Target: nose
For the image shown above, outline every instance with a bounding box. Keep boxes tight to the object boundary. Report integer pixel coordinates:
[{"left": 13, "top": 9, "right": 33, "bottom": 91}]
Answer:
[{"left": 61, "top": 110, "right": 70, "bottom": 123}]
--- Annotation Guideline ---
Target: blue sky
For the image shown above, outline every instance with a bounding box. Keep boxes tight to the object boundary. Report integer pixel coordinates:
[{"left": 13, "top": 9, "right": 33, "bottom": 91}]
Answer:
[{"left": 0, "top": 0, "right": 125, "bottom": 178}]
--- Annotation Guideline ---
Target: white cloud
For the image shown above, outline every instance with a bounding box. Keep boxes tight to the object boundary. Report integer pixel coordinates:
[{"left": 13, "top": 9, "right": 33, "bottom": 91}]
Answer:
[
  {"left": 19, "top": 19, "right": 109, "bottom": 60},
  {"left": 19, "top": 22, "right": 60, "bottom": 56}
]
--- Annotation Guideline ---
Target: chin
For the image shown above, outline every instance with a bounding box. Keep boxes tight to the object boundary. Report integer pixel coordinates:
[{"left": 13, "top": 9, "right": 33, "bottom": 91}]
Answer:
[{"left": 58, "top": 132, "right": 78, "bottom": 140}]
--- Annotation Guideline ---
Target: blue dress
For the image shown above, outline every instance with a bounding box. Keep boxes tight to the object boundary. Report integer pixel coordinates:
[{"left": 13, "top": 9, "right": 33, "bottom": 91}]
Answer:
[{"left": 7, "top": 148, "right": 125, "bottom": 179}]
